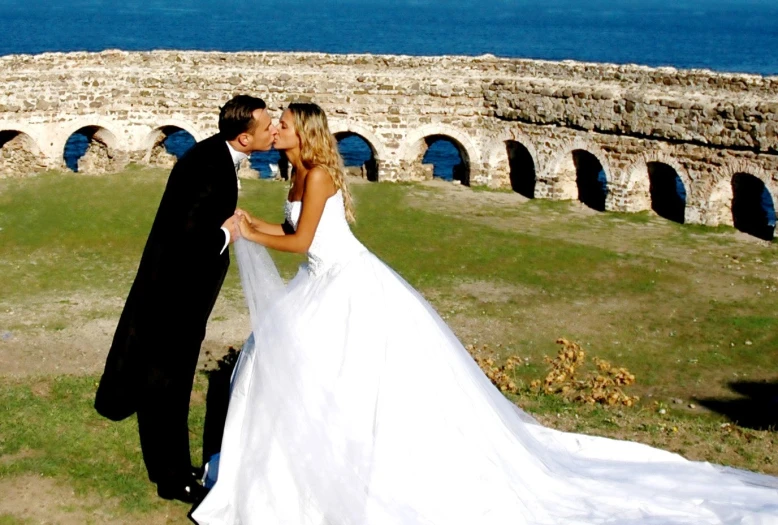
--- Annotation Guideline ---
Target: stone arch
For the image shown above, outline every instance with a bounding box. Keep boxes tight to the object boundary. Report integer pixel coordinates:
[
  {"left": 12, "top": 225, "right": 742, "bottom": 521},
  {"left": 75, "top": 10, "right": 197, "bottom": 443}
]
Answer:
[
  {"left": 62, "top": 123, "right": 123, "bottom": 174},
  {"left": 330, "top": 121, "right": 387, "bottom": 182},
  {"left": 722, "top": 159, "right": 775, "bottom": 194},
  {"left": 706, "top": 161, "right": 775, "bottom": 227},
  {"left": 329, "top": 121, "right": 389, "bottom": 162},
  {"left": 545, "top": 138, "right": 613, "bottom": 210},
  {"left": 725, "top": 161, "right": 775, "bottom": 240},
  {"left": 622, "top": 153, "right": 690, "bottom": 223},
  {"left": 705, "top": 161, "right": 777, "bottom": 233},
  {"left": 142, "top": 120, "right": 202, "bottom": 150},
  {"left": 0, "top": 130, "right": 43, "bottom": 177},
  {"left": 398, "top": 123, "right": 480, "bottom": 186},
  {"left": 142, "top": 122, "right": 200, "bottom": 167},
  {"left": 484, "top": 130, "right": 539, "bottom": 196},
  {"left": 62, "top": 122, "right": 119, "bottom": 149}
]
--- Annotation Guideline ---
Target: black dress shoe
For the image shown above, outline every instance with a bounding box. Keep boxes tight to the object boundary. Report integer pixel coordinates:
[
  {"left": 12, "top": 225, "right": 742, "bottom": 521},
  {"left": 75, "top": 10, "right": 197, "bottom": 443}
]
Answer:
[
  {"left": 150, "top": 465, "right": 204, "bottom": 485},
  {"left": 157, "top": 480, "right": 208, "bottom": 505}
]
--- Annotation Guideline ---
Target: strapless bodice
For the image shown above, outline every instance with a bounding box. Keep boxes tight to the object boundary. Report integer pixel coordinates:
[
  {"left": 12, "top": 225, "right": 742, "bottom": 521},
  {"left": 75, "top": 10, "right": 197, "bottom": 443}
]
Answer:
[{"left": 284, "top": 190, "right": 366, "bottom": 276}]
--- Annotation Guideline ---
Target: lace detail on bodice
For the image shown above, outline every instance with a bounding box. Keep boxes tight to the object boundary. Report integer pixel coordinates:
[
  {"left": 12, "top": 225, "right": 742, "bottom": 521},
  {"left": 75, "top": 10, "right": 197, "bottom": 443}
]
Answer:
[{"left": 284, "top": 190, "right": 366, "bottom": 276}]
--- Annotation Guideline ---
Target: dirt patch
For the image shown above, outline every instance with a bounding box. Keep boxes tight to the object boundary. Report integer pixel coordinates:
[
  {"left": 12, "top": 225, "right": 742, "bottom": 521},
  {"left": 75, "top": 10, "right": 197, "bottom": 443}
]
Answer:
[
  {"left": 0, "top": 448, "right": 41, "bottom": 467},
  {"left": 452, "top": 279, "right": 538, "bottom": 303},
  {"left": 427, "top": 281, "right": 638, "bottom": 347},
  {"left": 30, "top": 381, "right": 51, "bottom": 399},
  {"left": 0, "top": 474, "right": 189, "bottom": 524},
  {"left": 408, "top": 179, "right": 592, "bottom": 218},
  {"left": 0, "top": 292, "right": 249, "bottom": 378}
]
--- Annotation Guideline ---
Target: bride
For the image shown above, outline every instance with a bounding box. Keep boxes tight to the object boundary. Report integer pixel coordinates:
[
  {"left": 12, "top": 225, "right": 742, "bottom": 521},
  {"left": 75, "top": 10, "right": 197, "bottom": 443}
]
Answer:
[{"left": 191, "top": 103, "right": 778, "bottom": 525}]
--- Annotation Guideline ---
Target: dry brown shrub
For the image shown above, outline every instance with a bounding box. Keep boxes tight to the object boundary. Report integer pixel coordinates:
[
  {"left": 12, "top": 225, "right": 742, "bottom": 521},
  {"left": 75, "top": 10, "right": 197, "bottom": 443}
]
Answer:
[
  {"left": 465, "top": 343, "right": 522, "bottom": 396},
  {"left": 529, "top": 338, "right": 639, "bottom": 407}
]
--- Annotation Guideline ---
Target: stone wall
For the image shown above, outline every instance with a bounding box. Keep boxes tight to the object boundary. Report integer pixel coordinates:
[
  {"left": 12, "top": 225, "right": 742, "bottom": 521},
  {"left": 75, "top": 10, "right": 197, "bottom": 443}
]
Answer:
[
  {"left": 0, "top": 131, "right": 46, "bottom": 177},
  {"left": 0, "top": 50, "right": 776, "bottom": 228}
]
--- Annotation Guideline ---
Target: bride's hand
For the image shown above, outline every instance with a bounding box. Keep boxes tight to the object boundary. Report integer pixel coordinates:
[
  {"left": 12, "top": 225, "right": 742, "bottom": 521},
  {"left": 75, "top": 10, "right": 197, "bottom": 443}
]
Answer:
[
  {"left": 235, "top": 207, "right": 255, "bottom": 226},
  {"left": 237, "top": 213, "right": 254, "bottom": 239}
]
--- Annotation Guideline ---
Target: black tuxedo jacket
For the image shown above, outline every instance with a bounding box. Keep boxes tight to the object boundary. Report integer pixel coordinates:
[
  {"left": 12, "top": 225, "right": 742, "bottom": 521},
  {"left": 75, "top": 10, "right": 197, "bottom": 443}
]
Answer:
[{"left": 95, "top": 134, "right": 239, "bottom": 421}]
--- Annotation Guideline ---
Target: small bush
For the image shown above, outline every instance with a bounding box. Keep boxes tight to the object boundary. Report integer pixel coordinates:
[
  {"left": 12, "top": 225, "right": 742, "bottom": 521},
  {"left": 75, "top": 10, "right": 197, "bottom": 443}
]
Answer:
[{"left": 531, "top": 338, "right": 639, "bottom": 407}]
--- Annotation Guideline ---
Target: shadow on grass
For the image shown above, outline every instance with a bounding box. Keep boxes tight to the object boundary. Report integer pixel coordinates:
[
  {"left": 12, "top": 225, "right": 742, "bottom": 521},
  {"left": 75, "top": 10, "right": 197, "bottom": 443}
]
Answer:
[
  {"left": 200, "top": 347, "right": 241, "bottom": 467},
  {"left": 697, "top": 380, "right": 778, "bottom": 431}
]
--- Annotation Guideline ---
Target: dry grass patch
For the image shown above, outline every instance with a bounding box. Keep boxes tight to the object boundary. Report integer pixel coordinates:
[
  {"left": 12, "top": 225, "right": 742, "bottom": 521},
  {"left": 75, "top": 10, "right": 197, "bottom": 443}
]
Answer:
[{"left": 0, "top": 474, "right": 189, "bottom": 525}]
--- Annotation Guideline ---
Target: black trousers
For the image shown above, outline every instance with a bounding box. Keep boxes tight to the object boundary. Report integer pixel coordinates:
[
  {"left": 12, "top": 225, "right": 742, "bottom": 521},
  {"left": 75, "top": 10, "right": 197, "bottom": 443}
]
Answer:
[
  {"left": 136, "top": 335, "right": 202, "bottom": 485},
  {"left": 135, "top": 270, "right": 226, "bottom": 485}
]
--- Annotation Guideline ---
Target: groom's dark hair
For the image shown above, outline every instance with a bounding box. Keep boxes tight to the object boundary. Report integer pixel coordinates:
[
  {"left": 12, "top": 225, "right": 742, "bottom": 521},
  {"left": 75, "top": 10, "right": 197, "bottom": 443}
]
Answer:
[{"left": 219, "top": 95, "right": 267, "bottom": 140}]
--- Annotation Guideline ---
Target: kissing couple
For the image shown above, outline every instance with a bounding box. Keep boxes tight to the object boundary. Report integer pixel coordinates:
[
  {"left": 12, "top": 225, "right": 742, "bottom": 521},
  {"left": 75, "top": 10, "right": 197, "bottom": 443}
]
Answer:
[{"left": 96, "top": 95, "right": 778, "bottom": 524}]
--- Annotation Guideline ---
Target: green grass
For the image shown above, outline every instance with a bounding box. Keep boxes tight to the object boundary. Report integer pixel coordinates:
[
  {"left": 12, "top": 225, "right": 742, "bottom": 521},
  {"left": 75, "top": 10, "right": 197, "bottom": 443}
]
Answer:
[
  {"left": 0, "top": 375, "right": 209, "bottom": 519},
  {"left": 0, "top": 517, "right": 26, "bottom": 525},
  {"left": 1, "top": 169, "right": 777, "bottom": 521},
  {"left": 0, "top": 516, "right": 32, "bottom": 525},
  {"left": 0, "top": 168, "right": 295, "bottom": 299}
]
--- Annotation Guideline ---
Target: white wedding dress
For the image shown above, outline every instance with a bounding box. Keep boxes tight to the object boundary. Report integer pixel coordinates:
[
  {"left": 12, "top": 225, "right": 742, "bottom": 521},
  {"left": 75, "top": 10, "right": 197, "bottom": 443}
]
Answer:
[{"left": 192, "top": 190, "right": 778, "bottom": 525}]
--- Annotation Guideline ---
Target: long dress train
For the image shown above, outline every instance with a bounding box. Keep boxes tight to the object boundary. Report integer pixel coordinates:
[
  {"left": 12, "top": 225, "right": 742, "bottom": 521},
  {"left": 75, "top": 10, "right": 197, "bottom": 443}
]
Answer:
[{"left": 192, "top": 190, "right": 778, "bottom": 525}]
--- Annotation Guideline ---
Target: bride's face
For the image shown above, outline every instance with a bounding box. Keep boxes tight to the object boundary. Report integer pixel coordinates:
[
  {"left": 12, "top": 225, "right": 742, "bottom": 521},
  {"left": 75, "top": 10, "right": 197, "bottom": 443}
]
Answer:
[{"left": 274, "top": 110, "right": 300, "bottom": 151}]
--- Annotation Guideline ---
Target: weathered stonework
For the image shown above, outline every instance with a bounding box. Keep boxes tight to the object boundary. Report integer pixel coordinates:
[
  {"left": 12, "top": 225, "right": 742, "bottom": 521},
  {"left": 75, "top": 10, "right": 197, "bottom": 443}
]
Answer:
[
  {"left": 237, "top": 158, "right": 259, "bottom": 180},
  {"left": 147, "top": 144, "right": 177, "bottom": 169},
  {"left": 76, "top": 139, "right": 126, "bottom": 174},
  {"left": 0, "top": 50, "right": 776, "bottom": 228},
  {"left": 0, "top": 131, "right": 46, "bottom": 177}
]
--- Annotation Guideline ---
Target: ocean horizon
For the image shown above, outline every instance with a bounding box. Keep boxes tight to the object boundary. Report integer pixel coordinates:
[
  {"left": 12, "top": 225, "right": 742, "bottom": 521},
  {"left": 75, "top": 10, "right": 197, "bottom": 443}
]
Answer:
[{"left": 4, "top": 0, "right": 778, "bottom": 76}]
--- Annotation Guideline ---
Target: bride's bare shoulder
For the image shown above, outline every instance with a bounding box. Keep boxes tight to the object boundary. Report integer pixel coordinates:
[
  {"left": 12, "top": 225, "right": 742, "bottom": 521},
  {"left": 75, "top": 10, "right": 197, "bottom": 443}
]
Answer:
[{"left": 303, "top": 166, "right": 337, "bottom": 197}]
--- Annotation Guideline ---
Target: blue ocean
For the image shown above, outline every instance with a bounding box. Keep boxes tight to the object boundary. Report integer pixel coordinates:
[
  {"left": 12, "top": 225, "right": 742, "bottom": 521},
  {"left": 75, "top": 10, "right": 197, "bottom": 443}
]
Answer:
[{"left": 5, "top": 0, "right": 778, "bottom": 178}]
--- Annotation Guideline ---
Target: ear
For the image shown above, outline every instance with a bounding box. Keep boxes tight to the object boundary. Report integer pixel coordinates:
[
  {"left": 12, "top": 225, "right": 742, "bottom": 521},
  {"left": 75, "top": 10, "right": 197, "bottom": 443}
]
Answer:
[{"left": 238, "top": 133, "right": 249, "bottom": 147}]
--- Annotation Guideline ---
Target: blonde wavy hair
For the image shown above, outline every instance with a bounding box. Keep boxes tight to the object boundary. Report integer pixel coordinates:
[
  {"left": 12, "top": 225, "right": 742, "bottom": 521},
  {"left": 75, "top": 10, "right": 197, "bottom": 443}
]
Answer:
[{"left": 287, "top": 102, "right": 355, "bottom": 223}]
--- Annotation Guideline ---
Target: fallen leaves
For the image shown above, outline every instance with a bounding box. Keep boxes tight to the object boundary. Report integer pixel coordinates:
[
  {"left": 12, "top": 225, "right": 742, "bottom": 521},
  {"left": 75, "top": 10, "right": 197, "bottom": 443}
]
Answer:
[
  {"left": 532, "top": 338, "right": 639, "bottom": 407},
  {"left": 466, "top": 343, "right": 522, "bottom": 396},
  {"left": 466, "top": 338, "right": 639, "bottom": 408}
]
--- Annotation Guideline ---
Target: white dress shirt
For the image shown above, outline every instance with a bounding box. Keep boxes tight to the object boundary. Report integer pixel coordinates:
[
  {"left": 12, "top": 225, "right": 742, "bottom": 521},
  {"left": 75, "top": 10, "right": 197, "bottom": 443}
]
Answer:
[{"left": 220, "top": 141, "right": 248, "bottom": 254}]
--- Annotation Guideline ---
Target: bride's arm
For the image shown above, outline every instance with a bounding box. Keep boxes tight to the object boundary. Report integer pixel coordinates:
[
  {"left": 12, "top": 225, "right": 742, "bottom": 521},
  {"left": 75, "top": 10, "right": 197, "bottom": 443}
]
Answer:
[
  {"left": 235, "top": 208, "right": 286, "bottom": 236},
  {"left": 238, "top": 167, "right": 335, "bottom": 254}
]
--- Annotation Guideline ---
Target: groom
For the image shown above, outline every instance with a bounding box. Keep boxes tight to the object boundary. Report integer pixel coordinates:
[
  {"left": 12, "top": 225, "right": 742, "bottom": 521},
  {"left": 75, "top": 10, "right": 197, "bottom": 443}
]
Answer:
[{"left": 95, "top": 95, "right": 277, "bottom": 504}]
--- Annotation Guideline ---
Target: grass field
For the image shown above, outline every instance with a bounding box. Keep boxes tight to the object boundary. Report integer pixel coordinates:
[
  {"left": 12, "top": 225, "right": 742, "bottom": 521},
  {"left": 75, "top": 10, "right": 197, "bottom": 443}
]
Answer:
[{"left": 0, "top": 167, "right": 776, "bottom": 523}]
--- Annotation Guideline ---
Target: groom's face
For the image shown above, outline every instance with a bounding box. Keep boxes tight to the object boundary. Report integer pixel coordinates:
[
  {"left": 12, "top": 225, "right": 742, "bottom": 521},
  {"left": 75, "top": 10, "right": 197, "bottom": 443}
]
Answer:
[{"left": 241, "top": 108, "right": 276, "bottom": 152}]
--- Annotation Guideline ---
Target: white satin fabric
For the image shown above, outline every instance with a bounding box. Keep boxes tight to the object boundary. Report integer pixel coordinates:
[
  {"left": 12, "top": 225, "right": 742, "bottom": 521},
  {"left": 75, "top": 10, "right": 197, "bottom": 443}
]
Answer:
[{"left": 192, "top": 190, "right": 778, "bottom": 525}]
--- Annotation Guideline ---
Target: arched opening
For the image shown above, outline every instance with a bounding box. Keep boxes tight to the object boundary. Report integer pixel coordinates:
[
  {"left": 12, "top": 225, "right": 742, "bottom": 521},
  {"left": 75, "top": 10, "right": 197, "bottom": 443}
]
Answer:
[
  {"left": 147, "top": 126, "right": 196, "bottom": 168},
  {"left": 506, "top": 140, "right": 535, "bottom": 198},
  {"left": 335, "top": 132, "right": 379, "bottom": 182},
  {"left": 648, "top": 162, "right": 686, "bottom": 224},
  {"left": 0, "top": 130, "right": 40, "bottom": 176},
  {"left": 63, "top": 132, "right": 89, "bottom": 172},
  {"left": 420, "top": 135, "right": 470, "bottom": 186},
  {"left": 250, "top": 149, "right": 285, "bottom": 179},
  {"left": 573, "top": 150, "right": 607, "bottom": 211},
  {"left": 63, "top": 126, "right": 119, "bottom": 173},
  {"left": 732, "top": 173, "right": 775, "bottom": 241}
]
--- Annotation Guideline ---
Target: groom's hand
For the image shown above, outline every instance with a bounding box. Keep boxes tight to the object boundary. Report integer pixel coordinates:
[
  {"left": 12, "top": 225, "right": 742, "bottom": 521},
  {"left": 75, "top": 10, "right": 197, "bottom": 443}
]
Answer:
[{"left": 222, "top": 215, "right": 239, "bottom": 243}]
